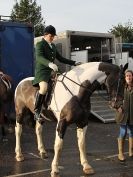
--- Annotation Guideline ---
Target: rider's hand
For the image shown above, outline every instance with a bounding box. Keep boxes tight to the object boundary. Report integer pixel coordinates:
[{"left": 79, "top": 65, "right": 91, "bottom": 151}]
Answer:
[
  {"left": 48, "top": 62, "right": 58, "bottom": 72},
  {"left": 74, "top": 61, "right": 83, "bottom": 66}
]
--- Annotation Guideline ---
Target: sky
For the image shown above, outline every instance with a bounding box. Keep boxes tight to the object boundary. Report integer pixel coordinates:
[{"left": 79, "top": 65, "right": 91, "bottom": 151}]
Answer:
[{"left": 0, "top": 0, "right": 133, "bottom": 34}]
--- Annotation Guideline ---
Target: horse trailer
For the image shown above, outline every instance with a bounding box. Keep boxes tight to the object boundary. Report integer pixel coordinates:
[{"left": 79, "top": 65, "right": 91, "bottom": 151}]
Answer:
[
  {"left": 34, "top": 30, "right": 133, "bottom": 71},
  {"left": 0, "top": 18, "right": 34, "bottom": 89}
]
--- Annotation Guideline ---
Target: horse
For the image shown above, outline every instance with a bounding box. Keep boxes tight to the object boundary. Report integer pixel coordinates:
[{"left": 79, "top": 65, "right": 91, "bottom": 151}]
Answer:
[
  {"left": 14, "top": 62, "right": 125, "bottom": 176},
  {"left": 0, "top": 73, "right": 13, "bottom": 140}
]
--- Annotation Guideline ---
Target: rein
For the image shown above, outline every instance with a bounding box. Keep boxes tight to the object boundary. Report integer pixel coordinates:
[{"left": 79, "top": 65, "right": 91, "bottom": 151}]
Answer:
[
  {"left": 57, "top": 72, "right": 98, "bottom": 96},
  {"left": 114, "top": 67, "right": 124, "bottom": 102}
]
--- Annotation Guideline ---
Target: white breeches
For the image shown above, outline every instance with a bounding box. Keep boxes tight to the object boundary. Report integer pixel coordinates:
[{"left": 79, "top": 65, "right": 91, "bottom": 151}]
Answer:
[{"left": 39, "top": 81, "right": 48, "bottom": 95}]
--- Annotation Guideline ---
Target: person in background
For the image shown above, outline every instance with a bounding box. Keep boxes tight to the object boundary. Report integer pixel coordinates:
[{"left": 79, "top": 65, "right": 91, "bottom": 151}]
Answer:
[
  {"left": 116, "top": 69, "right": 133, "bottom": 162},
  {"left": 32, "top": 25, "right": 81, "bottom": 122}
]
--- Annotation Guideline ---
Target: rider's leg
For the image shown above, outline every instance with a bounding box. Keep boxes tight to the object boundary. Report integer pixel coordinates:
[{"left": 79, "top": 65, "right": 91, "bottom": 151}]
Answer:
[{"left": 34, "top": 81, "right": 48, "bottom": 122}]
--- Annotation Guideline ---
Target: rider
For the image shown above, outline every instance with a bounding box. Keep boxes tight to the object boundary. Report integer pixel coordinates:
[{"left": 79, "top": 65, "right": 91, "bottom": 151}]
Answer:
[{"left": 32, "top": 25, "right": 81, "bottom": 122}]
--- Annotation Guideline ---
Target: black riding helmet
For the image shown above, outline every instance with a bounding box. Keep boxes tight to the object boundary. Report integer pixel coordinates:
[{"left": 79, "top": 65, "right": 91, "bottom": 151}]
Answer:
[{"left": 44, "top": 25, "right": 57, "bottom": 36}]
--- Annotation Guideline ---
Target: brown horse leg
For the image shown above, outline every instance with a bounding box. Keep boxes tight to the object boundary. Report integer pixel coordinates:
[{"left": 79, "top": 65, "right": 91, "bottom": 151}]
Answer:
[
  {"left": 0, "top": 108, "right": 8, "bottom": 141},
  {"left": 1, "top": 125, "right": 5, "bottom": 136},
  {"left": 51, "top": 119, "right": 67, "bottom": 176},
  {"left": 77, "top": 126, "right": 95, "bottom": 175},
  {"left": 1, "top": 125, "right": 8, "bottom": 142},
  {"left": 35, "top": 121, "right": 48, "bottom": 159},
  {"left": 15, "top": 113, "right": 24, "bottom": 162}
]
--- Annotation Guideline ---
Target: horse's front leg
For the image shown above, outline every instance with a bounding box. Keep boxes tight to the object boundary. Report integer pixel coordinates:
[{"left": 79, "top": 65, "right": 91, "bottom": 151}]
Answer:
[
  {"left": 15, "top": 122, "right": 24, "bottom": 161},
  {"left": 35, "top": 121, "right": 48, "bottom": 159},
  {"left": 77, "top": 126, "right": 95, "bottom": 175},
  {"left": 51, "top": 119, "right": 67, "bottom": 176}
]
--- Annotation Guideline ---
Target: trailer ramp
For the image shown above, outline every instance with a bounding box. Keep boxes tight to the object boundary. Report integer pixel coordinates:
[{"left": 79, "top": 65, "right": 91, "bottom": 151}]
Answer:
[{"left": 90, "top": 90, "right": 116, "bottom": 123}]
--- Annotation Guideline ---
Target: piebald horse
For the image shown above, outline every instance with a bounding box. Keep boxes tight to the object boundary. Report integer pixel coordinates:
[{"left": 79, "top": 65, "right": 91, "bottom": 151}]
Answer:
[{"left": 14, "top": 62, "right": 124, "bottom": 176}]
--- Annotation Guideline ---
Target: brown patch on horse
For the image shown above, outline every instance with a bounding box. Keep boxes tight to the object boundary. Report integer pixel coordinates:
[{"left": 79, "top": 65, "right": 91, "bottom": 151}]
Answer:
[
  {"left": 60, "top": 80, "right": 95, "bottom": 128},
  {"left": 99, "top": 62, "right": 120, "bottom": 74},
  {"left": 15, "top": 79, "right": 57, "bottom": 124},
  {"left": 99, "top": 62, "right": 125, "bottom": 109},
  {"left": 60, "top": 79, "right": 101, "bottom": 127},
  {"left": 15, "top": 80, "right": 37, "bottom": 124}
]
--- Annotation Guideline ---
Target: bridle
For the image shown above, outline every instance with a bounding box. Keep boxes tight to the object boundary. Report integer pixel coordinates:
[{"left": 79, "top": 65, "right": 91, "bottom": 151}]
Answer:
[
  {"left": 114, "top": 70, "right": 123, "bottom": 101},
  {"left": 106, "top": 67, "right": 124, "bottom": 108},
  {"left": 57, "top": 72, "right": 100, "bottom": 96}
]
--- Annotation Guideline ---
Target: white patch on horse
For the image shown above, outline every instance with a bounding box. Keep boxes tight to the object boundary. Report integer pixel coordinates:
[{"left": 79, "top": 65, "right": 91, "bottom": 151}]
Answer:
[
  {"left": 50, "top": 62, "right": 106, "bottom": 117},
  {"left": 14, "top": 77, "right": 34, "bottom": 98}
]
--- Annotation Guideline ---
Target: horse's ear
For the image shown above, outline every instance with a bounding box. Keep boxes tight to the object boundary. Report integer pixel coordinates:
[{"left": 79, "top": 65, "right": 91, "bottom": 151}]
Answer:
[
  {"left": 119, "top": 64, "right": 123, "bottom": 70},
  {"left": 119, "top": 63, "right": 128, "bottom": 75},
  {"left": 123, "top": 63, "right": 128, "bottom": 73}
]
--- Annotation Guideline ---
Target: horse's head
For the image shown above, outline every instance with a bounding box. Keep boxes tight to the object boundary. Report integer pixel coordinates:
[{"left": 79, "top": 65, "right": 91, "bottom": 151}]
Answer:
[{"left": 104, "top": 64, "right": 126, "bottom": 109}]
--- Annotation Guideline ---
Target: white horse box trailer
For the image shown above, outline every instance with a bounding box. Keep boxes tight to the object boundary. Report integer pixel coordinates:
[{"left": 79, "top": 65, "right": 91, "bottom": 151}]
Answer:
[{"left": 34, "top": 30, "right": 133, "bottom": 72}]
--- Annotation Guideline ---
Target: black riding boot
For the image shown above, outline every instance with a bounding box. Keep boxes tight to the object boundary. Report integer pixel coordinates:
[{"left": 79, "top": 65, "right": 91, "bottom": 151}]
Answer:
[{"left": 34, "top": 92, "right": 45, "bottom": 122}]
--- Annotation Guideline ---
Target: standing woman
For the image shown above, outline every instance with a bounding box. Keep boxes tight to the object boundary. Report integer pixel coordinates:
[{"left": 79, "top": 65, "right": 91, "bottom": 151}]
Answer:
[{"left": 116, "top": 70, "right": 133, "bottom": 162}]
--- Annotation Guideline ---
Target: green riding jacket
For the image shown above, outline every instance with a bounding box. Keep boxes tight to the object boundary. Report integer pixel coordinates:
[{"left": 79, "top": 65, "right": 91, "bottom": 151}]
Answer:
[{"left": 32, "top": 38, "right": 75, "bottom": 86}]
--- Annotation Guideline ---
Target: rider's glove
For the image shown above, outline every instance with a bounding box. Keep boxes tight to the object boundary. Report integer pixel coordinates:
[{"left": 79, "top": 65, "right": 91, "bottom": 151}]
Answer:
[
  {"left": 48, "top": 62, "right": 58, "bottom": 72},
  {"left": 74, "top": 61, "right": 83, "bottom": 66}
]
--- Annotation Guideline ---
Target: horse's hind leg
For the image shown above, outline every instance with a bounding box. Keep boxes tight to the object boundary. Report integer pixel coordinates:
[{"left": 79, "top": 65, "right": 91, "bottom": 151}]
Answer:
[
  {"left": 1, "top": 125, "right": 8, "bottom": 142},
  {"left": 15, "top": 110, "right": 24, "bottom": 162},
  {"left": 77, "top": 126, "right": 95, "bottom": 175},
  {"left": 0, "top": 108, "right": 8, "bottom": 141},
  {"left": 35, "top": 121, "right": 48, "bottom": 159}
]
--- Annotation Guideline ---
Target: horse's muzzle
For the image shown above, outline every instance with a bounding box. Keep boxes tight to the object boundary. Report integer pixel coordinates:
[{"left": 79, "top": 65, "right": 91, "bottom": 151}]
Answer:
[{"left": 109, "top": 100, "right": 122, "bottom": 110}]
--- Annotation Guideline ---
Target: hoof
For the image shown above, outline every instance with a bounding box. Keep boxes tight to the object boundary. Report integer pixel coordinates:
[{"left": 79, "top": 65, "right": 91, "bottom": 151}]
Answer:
[
  {"left": 129, "top": 154, "right": 133, "bottom": 158},
  {"left": 118, "top": 155, "right": 126, "bottom": 163},
  {"left": 15, "top": 155, "right": 24, "bottom": 162},
  {"left": 83, "top": 167, "right": 95, "bottom": 175},
  {"left": 51, "top": 172, "right": 60, "bottom": 177},
  {"left": 129, "top": 155, "right": 133, "bottom": 158},
  {"left": 118, "top": 158, "right": 126, "bottom": 164},
  {"left": 39, "top": 152, "right": 48, "bottom": 159}
]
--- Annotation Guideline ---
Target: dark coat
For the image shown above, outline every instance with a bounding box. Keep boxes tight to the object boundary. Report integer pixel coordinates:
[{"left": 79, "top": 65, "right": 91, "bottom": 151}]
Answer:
[
  {"left": 115, "top": 86, "right": 133, "bottom": 125},
  {"left": 32, "top": 38, "right": 75, "bottom": 86}
]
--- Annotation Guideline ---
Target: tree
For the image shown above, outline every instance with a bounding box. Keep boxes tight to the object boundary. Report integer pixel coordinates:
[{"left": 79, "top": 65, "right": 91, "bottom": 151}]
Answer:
[
  {"left": 10, "top": 0, "right": 45, "bottom": 37},
  {"left": 109, "top": 21, "right": 133, "bottom": 43}
]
